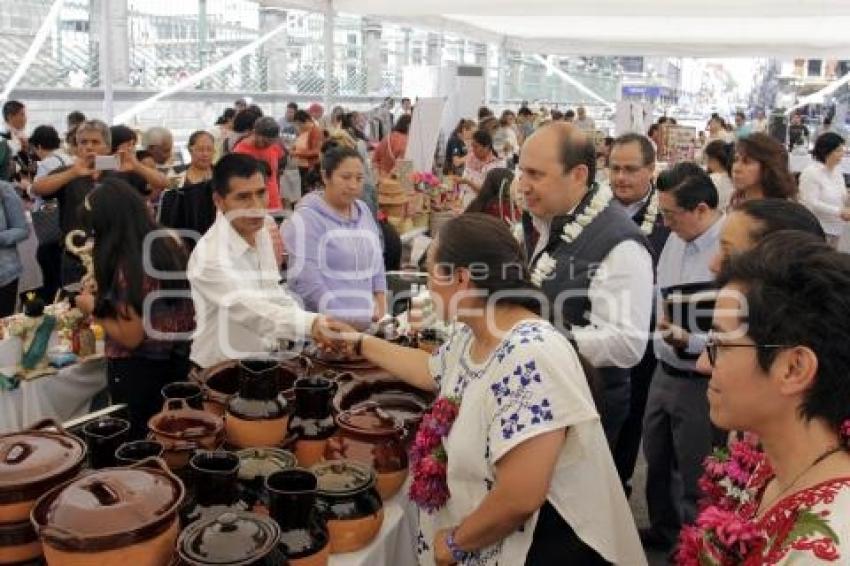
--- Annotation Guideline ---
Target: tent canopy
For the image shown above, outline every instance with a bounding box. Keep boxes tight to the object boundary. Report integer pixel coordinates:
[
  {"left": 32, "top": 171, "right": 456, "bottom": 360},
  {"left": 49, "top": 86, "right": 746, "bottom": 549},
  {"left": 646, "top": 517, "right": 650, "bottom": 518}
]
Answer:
[{"left": 320, "top": 0, "right": 850, "bottom": 57}]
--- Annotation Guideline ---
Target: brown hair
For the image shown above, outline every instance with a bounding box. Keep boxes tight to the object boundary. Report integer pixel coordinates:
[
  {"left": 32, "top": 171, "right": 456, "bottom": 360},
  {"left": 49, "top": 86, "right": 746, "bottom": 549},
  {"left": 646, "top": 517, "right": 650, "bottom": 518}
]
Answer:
[{"left": 735, "top": 133, "right": 797, "bottom": 200}]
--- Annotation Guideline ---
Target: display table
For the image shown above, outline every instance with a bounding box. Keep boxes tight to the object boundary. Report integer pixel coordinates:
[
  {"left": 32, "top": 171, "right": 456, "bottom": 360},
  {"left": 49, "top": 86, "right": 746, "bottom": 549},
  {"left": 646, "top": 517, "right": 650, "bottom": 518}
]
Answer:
[
  {"left": 331, "top": 485, "right": 419, "bottom": 566},
  {"left": 0, "top": 334, "right": 107, "bottom": 433}
]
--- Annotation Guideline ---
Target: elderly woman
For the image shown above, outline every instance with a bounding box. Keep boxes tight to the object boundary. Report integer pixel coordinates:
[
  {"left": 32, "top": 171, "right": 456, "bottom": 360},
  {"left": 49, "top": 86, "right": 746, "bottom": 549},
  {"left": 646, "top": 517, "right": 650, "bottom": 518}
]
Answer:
[
  {"left": 282, "top": 146, "right": 386, "bottom": 330},
  {"left": 334, "top": 214, "right": 644, "bottom": 565},
  {"left": 682, "top": 232, "right": 850, "bottom": 564},
  {"left": 799, "top": 132, "right": 850, "bottom": 246}
]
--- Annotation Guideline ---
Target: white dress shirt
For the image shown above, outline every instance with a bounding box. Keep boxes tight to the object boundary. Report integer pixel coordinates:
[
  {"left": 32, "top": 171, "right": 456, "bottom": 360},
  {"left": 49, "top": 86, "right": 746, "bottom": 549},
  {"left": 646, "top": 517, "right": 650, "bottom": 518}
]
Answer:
[
  {"left": 799, "top": 161, "right": 847, "bottom": 236},
  {"left": 653, "top": 215, "right": 723, "bottom": 370},
  {"left": 709, "top": 172, "right": 734, "bottom": 212},
  {"left": 532, "top": 212, "right": 654, "bottom": 369},
  {"left": 188, "top": 212, "right": 318, "bottom": 368}
]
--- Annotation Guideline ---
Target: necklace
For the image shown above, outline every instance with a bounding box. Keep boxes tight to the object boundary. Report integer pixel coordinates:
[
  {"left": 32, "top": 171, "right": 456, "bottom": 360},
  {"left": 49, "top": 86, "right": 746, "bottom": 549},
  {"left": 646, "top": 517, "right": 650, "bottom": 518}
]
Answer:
[
  {"left": 757, "top": 445, "right": 843, "bottom": 516},
  {"left": 639, "top": 189, "right": 660, "bottom": 236}
]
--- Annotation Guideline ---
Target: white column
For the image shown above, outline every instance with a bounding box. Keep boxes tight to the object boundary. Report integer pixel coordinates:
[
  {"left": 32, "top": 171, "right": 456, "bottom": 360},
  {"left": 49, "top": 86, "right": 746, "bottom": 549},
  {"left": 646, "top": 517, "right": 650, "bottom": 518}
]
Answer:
[
  {"left": 362, "top": 18, "right": 383, "bottom": 94},
  {"left": 260, "top": 7, "right": 288, "bottom": 92},
  {"left": 323, "top": 0, "right": 334, "bottom": 108}
]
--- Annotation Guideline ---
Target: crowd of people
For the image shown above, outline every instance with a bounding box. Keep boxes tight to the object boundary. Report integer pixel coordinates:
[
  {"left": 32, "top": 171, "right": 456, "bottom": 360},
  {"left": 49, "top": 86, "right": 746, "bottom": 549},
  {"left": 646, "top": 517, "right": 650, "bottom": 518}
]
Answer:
[{"left": 1, "top": 93, "right": 850, "bottom": 565}]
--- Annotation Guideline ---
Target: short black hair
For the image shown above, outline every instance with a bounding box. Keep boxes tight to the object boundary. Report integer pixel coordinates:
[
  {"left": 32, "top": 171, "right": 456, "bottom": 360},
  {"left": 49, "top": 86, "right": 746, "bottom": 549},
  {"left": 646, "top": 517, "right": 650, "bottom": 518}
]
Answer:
[
  {"left": 737, "top": 199, "right": 825, "bottom": 243},
  {"left": 564, "top": 109, "right": 576, "bottom": 120},
  {"left": 66, "top": 111, "right": 86, "bottom": 127},
  {"left": 717, "top": 231, "right": 850, "bottom": 432},
  {"left": 212, "top": 153, "right": 266, "bottom": 197},
  {"left": 647, "top": 123, "right": 660, "bottom": 138},
  {"left": 233, "top": 109, "right": 261, "bottom": 133},
  {"left": 812, "top": 132, "right": 845, "bottom": 163},
  {"left": 472, "top": 129, "right": 494, "bottom": 150},
  {"left": 109, "top": 125, "right": 137, "bottom": 154},
  {"left": 401, "top": 97, "right": 411, "bottom": 104},
  {"left": 735, "top": 111, "right": 746, "bottom": 120},
  {"left": 321, "top": 146, "right": 363, "bottom": 177},
  {"left": 293, "top": 110, "right": 312, "bottom": 124},
  {"left": 478, "top": 106, "right": 493, "bottom": 120},
  {"left": 286, "top": 102, "right": 298, "bottom": 110},
  {"left": 656, "top": 161, "right": 718, "bottom": 210},
  {"left": 550, "top": 110, "right": 564, "bottom": 121},
  {"left": 703, "top": 140, "right": 734, "bottom": 175},
  {"left": 29, "top": 125, "right": 61, "bottom": 151},
  {"left": 2, "top": 100, "right": 24, "bottom": 122},
  {"left": 518, "top": 107, "right": 533, "bottom": 117},
  {"left": 222, "top": 108, "right": 236, "bottom": 120},
  {"left": 393, "top": 114, "right": 411, "bottom": 134},
  {"left": 612, "top": 133, "right": 656, "bottom": 166}
]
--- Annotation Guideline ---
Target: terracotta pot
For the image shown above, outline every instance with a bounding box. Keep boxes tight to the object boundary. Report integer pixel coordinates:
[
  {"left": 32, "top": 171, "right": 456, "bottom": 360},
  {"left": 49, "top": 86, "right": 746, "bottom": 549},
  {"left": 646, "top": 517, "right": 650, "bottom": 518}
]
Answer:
[
  {"left": 148, "top": 399, "right": 225, "bottom": 470},
  {"left": 182, "top": 451, "right": 249, "bottom": 526},
  {"left": 325, "top": 406, "right": 408, "bottom": 500},
  {"left": 0, "top": 519, "right": 42, "bottom": 564},
  {"left": 82, "top": 417, "right": 131, "bottom": 469},
  {"left": 225, "top": 360, "right": 290, "bottom": 449},
  {"left": 161, "top": 382, "right": 204, "bottom": 411},
  {"left": 265, "top": 469, "right": 328, "bottom": 566},
  {"left": 235, "top": 448, "right": 296, "bottom": 509},
  {"left": 31, "top": 457, "right": 185, "bottom": 566},
  {"left": 114, "top": 441, "right": 164, "bottom": 467},
  {"left": 0, "top": 419, "right": 86, "bottom": 525},
  {"left": 311, "top": 461, "right": 383, "bottom": 554},
  {"left": 177, "top": 511, "right": 287, "bottom": 566},
  {"left": 289, "top": 377, "right": 338, "bottom": 467}
]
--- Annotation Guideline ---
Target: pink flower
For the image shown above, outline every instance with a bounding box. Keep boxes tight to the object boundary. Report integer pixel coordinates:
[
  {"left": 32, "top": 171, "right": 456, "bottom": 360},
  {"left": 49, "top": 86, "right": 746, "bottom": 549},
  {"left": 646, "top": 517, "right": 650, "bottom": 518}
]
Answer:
[
  {"left": 408, "top": 395, "right": 460, "bottom": 513},
  {"left": 674, "top": 525, "right": 702, "bottom": 566}
]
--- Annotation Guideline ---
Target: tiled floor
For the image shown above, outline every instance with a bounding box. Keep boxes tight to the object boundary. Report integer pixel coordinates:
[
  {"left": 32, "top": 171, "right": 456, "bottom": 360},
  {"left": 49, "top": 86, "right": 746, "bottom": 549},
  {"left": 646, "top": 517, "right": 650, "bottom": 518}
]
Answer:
[{"left": 630, "top": 448, "right": 672, "bottom": 566}]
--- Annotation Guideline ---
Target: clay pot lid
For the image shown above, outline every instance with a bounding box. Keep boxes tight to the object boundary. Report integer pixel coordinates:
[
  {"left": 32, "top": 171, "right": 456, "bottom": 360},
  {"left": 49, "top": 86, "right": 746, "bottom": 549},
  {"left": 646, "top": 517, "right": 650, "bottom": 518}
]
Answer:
[
  {"left": 148, "top": 398, "right": 224, "bottom": 439},
  {"left": 336, "top": 405, "right": 404, "bottom": 437},
  {"left": 178, "top": 511, "right": 281, "bottom": 565},
  {"left": 235, "top": 448, "right": 296, "bottom": 481},
  {"left": 312, "top": 460, "right": 374, "bottom": 496},
  {"left": 0, "top": 421, "right": 85, "bottom": 492},
  {"left": 35, "top": 459, "right": 184, "bottom": 544}
]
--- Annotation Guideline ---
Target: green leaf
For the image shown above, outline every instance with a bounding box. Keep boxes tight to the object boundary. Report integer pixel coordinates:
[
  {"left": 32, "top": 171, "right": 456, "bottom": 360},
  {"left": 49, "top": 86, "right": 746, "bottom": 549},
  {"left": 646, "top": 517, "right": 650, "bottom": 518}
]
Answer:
[{"left": 783, "top": 510, "right": 840, "bottom": 548}]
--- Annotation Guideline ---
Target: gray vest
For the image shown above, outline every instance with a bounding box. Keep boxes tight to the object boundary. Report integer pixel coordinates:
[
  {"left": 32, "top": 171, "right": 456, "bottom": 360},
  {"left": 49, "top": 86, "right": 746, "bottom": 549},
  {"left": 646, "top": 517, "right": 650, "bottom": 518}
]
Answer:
[{"left": 523, "top": 189, "right": 651, "bottom": 392}]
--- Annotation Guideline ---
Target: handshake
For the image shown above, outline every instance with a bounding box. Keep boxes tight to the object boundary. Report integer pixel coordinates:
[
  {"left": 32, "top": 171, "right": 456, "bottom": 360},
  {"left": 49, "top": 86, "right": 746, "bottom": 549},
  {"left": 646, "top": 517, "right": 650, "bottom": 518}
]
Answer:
[{"left": 309, "top": 315, "right": 363, "bottom": 356}]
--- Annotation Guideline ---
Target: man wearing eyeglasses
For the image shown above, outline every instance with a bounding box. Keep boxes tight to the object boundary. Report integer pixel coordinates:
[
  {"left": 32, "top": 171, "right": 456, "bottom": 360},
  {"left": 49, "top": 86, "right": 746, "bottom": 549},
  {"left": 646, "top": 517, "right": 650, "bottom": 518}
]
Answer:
[
  {"left": 640, "top": 162, "right": 723, "bottom": 554},
  {"left": 608, "top": 134, "right": 671, "bottom": 497}
]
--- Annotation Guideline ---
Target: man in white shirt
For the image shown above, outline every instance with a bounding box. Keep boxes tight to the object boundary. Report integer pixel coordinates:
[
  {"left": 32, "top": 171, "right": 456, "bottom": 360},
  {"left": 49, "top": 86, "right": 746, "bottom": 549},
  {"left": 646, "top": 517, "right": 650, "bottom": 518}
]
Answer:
[
  {"left": 641, "top": 162, "right": 723, "bottom": 552},
  {"left": 188, "top": 153, "right": 340, "bottom": 369},
  {"left": 518, "top": 123, "right": 654, "bottom": 444},
  {"left": 574, "top": 106, "right": 596, "bottom": 131}
]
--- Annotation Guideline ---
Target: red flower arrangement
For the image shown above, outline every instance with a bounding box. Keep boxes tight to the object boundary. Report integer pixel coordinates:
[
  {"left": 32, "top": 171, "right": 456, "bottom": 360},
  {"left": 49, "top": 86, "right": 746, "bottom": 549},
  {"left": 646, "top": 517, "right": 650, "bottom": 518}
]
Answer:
[
  {"left": 676, "top": 506, "right": 768, "bottom": 566},
  {"left": 409, "top": 396, "right": 460, "bottom": 513},
  {"left": 697, "top": 435, "right": 769, "bottom": 512}
]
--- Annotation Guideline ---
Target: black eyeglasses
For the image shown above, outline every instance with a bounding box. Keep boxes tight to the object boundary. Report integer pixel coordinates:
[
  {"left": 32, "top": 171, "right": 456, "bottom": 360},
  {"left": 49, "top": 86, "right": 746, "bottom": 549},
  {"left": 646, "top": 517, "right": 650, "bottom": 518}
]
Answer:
[{"left": 705, "top": 331, "right": 792, "bottom": 367}]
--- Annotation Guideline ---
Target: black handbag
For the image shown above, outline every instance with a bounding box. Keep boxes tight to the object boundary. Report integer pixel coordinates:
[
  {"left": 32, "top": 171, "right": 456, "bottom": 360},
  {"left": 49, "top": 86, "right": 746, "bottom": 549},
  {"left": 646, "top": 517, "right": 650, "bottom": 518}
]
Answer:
[{"left": 31, "top": 200, "right": 62, "bottom": 246}]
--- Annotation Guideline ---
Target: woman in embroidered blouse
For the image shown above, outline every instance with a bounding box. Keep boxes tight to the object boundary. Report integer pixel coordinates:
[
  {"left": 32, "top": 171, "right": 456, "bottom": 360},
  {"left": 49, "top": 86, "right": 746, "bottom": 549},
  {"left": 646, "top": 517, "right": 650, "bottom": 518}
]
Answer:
[
  {"left": 335, "top": 214, "right": 644, "bottom": 565},
  {"left": 460, "top": 130, "right": 507, "bottom": 209},
  {"left": 74, "top": 179, "right": 195, "bottom": 439},
  {"left": 682, "top": 232, "right": 850, "bottom": 565}
]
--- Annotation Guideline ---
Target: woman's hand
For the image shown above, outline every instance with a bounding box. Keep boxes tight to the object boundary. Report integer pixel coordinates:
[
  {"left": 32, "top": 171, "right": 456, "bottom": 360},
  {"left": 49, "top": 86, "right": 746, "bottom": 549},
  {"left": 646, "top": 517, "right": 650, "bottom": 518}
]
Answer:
[
  {"left": 75, "top": 291, "right": 95, "bottom": 315},
  {"left": 433, "top": 529, "right": 457, "bottom": 566}
]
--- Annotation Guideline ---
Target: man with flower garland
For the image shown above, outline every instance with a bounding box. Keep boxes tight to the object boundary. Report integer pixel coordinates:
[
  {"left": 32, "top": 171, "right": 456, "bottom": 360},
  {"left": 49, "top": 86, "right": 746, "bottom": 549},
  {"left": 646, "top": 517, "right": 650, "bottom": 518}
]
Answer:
[
  {"left": 641, "top": 162, "right": 723, "bottom": 554},
  {"left": 608, "top": 133, "right": 672, "bottom": 497},
  {"left": 518, "top": 123, "right": 654, "bottom": 445}
]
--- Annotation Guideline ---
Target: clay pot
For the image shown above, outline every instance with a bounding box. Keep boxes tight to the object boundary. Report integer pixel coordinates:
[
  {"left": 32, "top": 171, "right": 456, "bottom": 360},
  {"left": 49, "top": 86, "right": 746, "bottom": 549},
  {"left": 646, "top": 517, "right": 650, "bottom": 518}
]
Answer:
[
  {"left": 311, "top": 461, "right": 383, "bottom": 554},
  {"left": 176, "top": 511, "right": 288, "bottom": 566},
  {"left": 0, "top": 519, "right": 42, "bottom": 564},
  {"left": 182, "top": 451, "right": 249, "bottom": 526},
  {"left": 225, "top": 360, "right": 290, "bottom": 449},
  {"left": 162, "top": 382, "right": 204, "bottom": 411},
  {"left": 82, "top": 417, "right": 131, "bottom": 469},
  {"left": 325, "top": 406, "right": 408, "bottom": 500},
  {"left": 265, "top": 469, "right": 329, "bottom": 566},
  {"left": 31, "top": 457, "right": 185, "bottom": 566},
  {"left": 115, "top": 441, "right": 165, "bottom": 466},
  {"left": 0, "top": 419, "right": 86, "bottom": 525},
  {"left": 235, "top": 448, "right": 296, "bottom": 509},
  {"left": 289, "top": 377, "right": 337, "bottom": 467},
  {"left": 148, "top": 399, "right": 224, "bottom": 470}
]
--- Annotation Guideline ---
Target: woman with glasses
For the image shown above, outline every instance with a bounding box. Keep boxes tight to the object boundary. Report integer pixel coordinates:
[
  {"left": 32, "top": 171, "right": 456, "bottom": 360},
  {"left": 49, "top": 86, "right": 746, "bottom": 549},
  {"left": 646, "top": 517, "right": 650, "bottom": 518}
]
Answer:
[{"left": 680, "top": 231, "right": 850, "bottom": 564}]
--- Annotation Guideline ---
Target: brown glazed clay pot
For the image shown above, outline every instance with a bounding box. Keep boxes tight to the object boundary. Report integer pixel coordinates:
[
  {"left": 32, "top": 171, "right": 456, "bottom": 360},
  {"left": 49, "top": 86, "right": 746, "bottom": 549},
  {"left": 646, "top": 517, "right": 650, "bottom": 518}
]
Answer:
[
  {"left": 148, "top": 399, "right": 225, "bottom": 470},
  {"left": 0, "top": 419, "right": 86, "bottom": 525},
  {"left": 0, "top": 519, "right": 42, "bottom": 564},
  {"left": 176, "top": 511, "right": 288, "bottom": 566},
  {"left": 181, "top": 451, "right": 249, "bottom": 526},
  {"left": 31, "top": 457, "right": 185, "bottom": 566},
  {"left": 325, "top": 406, "right": 408, "bottom": 500},
  {"left": 289, "top": 376, "right": 337, "bottom": 467},
  {"left": 225, "top": 360, "right": 290, "bottom": 449},
  {"left": 265, "top": 469, "right": 329, "bottom": 566},
  {"left": 236, "top": 448, "right": 297, "bottom": 509},
  {"left": 311, "top": 461, "right": 383, "bottom": 554}
]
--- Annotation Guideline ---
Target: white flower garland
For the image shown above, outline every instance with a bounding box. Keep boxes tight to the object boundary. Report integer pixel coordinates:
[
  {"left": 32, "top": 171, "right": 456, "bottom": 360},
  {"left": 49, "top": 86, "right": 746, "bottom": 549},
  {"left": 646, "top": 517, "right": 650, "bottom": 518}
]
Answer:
[
  {"left": 530, "top": 186, "right": 614, "bottom": 287},
  {"left": 639, "top": 189, "right": 660, "bottom": 236}
]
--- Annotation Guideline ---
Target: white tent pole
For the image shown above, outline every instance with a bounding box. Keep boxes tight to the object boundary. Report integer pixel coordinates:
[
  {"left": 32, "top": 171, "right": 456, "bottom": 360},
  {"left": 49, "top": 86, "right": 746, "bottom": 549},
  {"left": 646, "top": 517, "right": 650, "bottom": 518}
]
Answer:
[
  {"left": 0, "top": 0, "right": 65, "bottom": 102},
  {"left": 113, "top": 20, "right": 290, "bottom": 124},
  {"left": 100, "top": 0, "right": 114, "bottom": 123},
  {"left": 532, "top": 54, "right": 613, "bottom": 107},
  {"left": 324, "top": 0, "right": 334, "bottom": 110},
  {"left": 497, "top": 36, "right": 507, "bottom": 105}
]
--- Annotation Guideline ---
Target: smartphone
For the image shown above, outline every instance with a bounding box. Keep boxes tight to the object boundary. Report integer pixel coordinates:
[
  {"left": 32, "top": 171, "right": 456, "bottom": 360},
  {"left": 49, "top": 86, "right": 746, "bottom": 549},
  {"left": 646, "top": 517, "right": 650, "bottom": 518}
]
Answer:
[{"left": 94, "top": 155, "right": 120, "bottom": 171}]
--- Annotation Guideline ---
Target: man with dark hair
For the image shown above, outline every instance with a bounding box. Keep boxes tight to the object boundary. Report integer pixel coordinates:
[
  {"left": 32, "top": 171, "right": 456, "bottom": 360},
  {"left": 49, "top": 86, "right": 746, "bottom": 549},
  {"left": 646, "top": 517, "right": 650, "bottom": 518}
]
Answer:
[
  {"left": 518, "top": 123, "right": 654, "bottom": 445},
  {"left": 400, "top": 97, "right": 412, "bottom": 116},
  {"left": 234, "top": 116, "right": 285, "bottom": 210},
  {"left": 609, "top": 133, "right": 671, "bottom": 495},
  {"left": 66, "top": 111, "right": 86, "bottom": 131},
  {"left": 0, "top": 100, "right": 29, "bottom": 182},
  {"left": 278, "top": 102, "right": 298, "bottom": 137},
  {"left": 188, "top": 153, "right": 340, "bottom": 369},
  {"left": 563, "top": 109, "right": 576, "bottom": 122},
  {"left": 640, "top": 162, "right": 722, "bottom": 552}
]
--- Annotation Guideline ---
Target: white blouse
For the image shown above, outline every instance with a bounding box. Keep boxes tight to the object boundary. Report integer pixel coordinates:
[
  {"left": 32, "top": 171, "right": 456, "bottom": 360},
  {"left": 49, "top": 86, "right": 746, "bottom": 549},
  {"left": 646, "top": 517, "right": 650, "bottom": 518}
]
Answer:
[
  {"left": 709, "top": 171, "right": 734, "bottom": 212},
  {"left": 799, "top": 161, "right": 847, "bottom": 236},
  {"left": 418, "top": 319, "right": 646, "bottom": 565}
]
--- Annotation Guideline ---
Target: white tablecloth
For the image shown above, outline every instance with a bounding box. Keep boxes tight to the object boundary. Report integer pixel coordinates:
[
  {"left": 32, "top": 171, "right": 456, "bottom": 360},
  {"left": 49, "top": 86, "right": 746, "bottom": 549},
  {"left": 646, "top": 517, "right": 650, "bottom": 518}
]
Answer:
[
  {"left": 0, "top": 335, "right": 107, "bottom": 433},
  {"left": 330, "top": 484, "right": 420, "bottom": 566}
]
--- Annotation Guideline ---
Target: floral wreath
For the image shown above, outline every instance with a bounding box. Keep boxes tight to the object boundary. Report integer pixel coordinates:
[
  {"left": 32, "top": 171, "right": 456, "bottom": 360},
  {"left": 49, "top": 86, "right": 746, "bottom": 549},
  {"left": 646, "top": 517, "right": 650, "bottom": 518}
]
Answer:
[
  {"left": 639, "top": 188, "right": 660, "bottom": 236},
  {"left": 530, "top": 185, "right": 613, "bottom": 287},
  {"left": 409, "top": 396, "right": 460, "bottom": 512}
]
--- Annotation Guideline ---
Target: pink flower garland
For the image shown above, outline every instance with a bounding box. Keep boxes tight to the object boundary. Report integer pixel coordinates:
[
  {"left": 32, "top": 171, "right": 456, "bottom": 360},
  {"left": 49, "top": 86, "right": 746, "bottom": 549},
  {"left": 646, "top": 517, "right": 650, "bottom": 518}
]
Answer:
[{"left": 409, "top": 396, "right": 460, "bottom": 513}]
